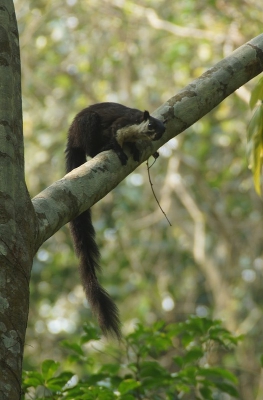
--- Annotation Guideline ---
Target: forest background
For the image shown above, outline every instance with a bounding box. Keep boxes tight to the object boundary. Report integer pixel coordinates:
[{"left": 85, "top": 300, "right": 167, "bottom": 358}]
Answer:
[{"left": 17, "top": 0, "right": 263, "bottom": 398}]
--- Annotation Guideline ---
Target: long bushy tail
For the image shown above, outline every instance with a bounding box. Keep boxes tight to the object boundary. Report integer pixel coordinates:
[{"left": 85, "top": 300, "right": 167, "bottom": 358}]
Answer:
[{"left": 65, "top": 143, "right": 121, "bottom": 338}]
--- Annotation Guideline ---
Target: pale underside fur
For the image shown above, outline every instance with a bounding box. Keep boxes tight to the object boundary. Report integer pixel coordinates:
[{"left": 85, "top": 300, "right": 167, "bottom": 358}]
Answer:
[{"left": 116, "top": 120, "right": 156, "bottom": 147}]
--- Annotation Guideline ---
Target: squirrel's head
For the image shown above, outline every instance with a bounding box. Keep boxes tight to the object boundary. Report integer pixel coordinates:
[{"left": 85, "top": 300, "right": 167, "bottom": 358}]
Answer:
[{"left": 142, "top": 111, "right": 166, "bottom": 141}]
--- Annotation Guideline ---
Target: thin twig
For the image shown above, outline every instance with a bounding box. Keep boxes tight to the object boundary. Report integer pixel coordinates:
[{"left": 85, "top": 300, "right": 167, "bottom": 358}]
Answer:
[{"left": 146, "top": 157, "right": 172, "bottom": 226}]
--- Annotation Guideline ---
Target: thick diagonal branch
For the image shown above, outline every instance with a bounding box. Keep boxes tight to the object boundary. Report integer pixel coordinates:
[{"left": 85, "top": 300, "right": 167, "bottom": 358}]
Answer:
[{"left": 32, "top": 33, "right": 263, "bottom": 251}]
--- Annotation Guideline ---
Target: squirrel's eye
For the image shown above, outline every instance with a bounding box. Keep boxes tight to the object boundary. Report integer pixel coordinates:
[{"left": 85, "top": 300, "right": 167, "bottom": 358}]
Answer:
[{"left": 148, "top": 122, "right": 153, "bottom": 128}]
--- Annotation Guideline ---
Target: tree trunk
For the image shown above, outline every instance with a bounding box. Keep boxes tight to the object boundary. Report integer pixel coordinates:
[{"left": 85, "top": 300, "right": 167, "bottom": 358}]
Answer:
[{"left": 0, "top": 1, "right": 35, "bottom": 399}]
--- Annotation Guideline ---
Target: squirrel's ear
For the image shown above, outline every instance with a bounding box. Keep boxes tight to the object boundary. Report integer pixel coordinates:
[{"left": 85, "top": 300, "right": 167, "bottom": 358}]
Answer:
[{"left": 143, "top": 110, "right": 150, "bottom": 121}]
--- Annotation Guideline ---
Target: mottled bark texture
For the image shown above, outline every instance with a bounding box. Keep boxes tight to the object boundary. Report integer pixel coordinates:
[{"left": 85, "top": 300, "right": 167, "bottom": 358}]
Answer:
[{"left": 0, "top": 1, "right": 35, "bottom": 399}]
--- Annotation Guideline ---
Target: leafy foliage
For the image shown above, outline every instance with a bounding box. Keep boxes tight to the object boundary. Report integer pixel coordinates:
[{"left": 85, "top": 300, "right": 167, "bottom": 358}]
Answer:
[{"left": 22, "top": 318, "right": 241, "bottom": 399}]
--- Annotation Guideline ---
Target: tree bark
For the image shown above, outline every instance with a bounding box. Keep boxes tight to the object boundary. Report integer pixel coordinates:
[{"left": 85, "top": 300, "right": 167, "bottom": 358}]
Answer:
[{"left": 0, "top": 1, "right": 35, "bottom": 399}]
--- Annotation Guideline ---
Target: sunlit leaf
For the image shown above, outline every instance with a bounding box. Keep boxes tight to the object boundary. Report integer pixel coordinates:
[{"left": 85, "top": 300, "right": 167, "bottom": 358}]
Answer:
[
  {"left": 184, "top": 347, "right": 204, "bottom": 364},
  {"left": 250, "top": 77, "right": 263, "bottom": 109},
  {"left": 41, "top": 359, "right": 60, "bottom": 381},
  {"left": 118, "top": 379, "right": 140, "bottom": 394},
  {"left": 81, "top": 324, "right": 101, "bottom": 342},
  {"left": 22, "top": 371, "right": 45, "bottom": 388},
  {"left": 47, "top": 371, "right": 75, "bottom": 391},
  {"left": 247, "top": 104, "right": 263, "bottom": 195}
]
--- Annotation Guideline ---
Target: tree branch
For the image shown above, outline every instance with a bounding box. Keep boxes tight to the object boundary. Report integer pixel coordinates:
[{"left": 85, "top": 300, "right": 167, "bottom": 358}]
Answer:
[{"left": 32, "top": 33, "right": 263, "bottom": 251}]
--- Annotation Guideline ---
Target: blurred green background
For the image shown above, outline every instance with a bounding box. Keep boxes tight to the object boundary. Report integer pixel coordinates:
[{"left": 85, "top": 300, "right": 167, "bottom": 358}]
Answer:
[{"left": 17, "top": 0, "right": 263, "bottom": 398}]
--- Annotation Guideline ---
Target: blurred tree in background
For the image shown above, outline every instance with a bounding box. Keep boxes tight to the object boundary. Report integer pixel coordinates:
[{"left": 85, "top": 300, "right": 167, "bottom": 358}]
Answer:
[{"left": 17, "top": 0, "right": 263, "bottom": 398}]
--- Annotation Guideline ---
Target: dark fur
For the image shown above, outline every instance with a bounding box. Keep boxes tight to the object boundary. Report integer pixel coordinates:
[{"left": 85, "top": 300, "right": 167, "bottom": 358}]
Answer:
[{"left": 65, "top": 102, "right": 165, "bottom": 338}]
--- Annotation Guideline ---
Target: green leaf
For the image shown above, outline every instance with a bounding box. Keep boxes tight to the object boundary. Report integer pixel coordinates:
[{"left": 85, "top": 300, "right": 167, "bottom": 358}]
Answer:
[
  {"left": 86, "top": 373, "right": 108, "bottom": 385},
  {"left": 173, "top": 356, "right": 184, "bottom": 368},
  {"left": 199, "top": 385, "right": 213, "bottom": 399},
  {"left": 140, "top": 361, "right": 168, "bottom": 378},
  {"left": 254, "top": 146, "right": 262, "bottom": 195},
  {"left": 99, "top": 363, "right": 121, "bottom": 375},
  {"left": 250, "top": 77, "right": 263, "bottom": 109},
  {"left": 247, "top": 104, "right": 263, "bottom": 195},
  {"left": 61, "top": 340, "right": 84, "bottom": 356},
  {"left": 215, "top": 382, "right": 239, "bottom": 397},
  {"left": 260, "top": 354, "right": 263, "bottom": 368},
  {"left": 41, "top": 359, "right": 60, "bottom": 380},
  {"left": 199, "top": 367, "right": 238, "bottom": 384},
  {"left": 22, "top": 371, "right": 45, "bottom": 388},
  {"left": 184, "top": 347, "right": 204, "bottom": 364},
  {"left": 81, "top": 324, "right": 101, "bottom": 342},
  {"left": 66, "top": 385, "right": 116, "bottom": 399},
  {"left": 67, "top": 354, "right": 84, "bottom": 364},
  {"left": 118, "top": 379, "right": 140, "bottom": 394},
  {"left": 119, "top": 395, "right": 136, "bottom": 400},
  {"left": 178, "top": 366, "right": 197, "bottom": 382},
  {"left": 46, "top": 371, "right": 75, "bottom": 391},
  {"left": 153, "top": 320, "right": 166, "bottom": 331},
  {"left": 207, "top": 325, "right": 241, "bottom": 346},
  {"left": 63, "top": 386, "right": 86, "bottom": 399}
]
